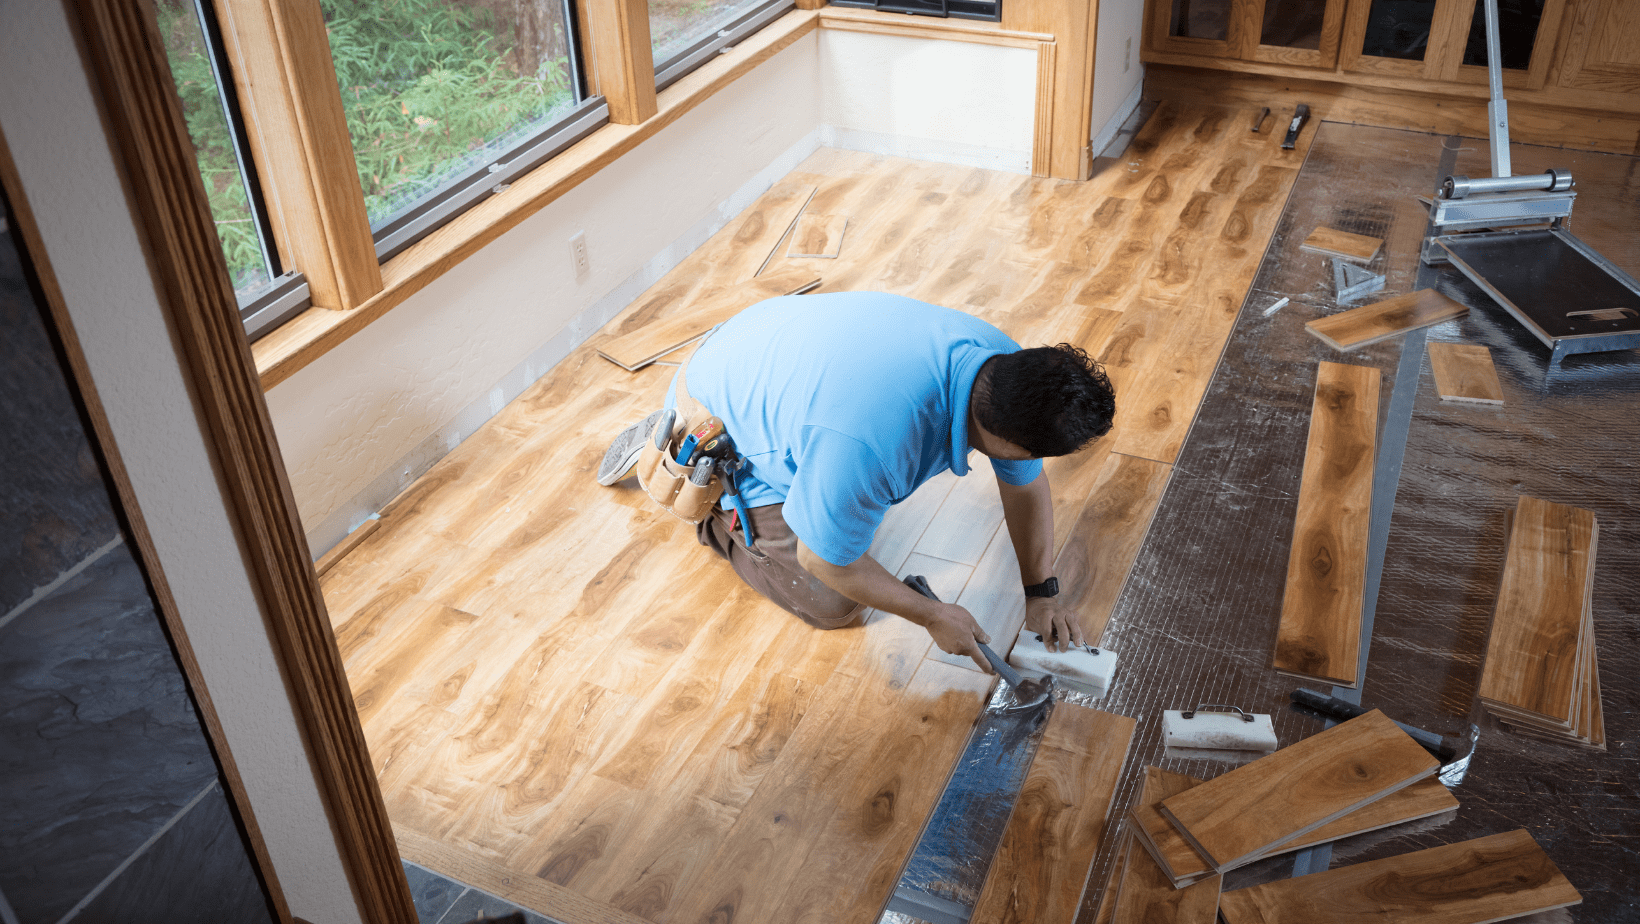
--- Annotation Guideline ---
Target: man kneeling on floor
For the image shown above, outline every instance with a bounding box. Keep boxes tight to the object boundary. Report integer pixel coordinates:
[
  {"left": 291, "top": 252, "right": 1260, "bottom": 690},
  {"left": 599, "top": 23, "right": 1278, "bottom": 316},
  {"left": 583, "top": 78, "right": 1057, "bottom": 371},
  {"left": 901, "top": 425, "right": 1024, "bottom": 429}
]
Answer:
[{"left": 597, "top": 291, "right": 1115, "bottom": 673}]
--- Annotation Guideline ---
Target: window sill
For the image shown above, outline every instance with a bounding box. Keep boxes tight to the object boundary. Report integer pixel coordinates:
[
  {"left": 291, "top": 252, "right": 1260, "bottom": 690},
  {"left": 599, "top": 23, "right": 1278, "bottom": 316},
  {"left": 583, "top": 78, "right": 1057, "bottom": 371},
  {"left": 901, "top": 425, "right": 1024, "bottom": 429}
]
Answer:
[{"left": 251, "top": 6, "right": 1053, "bottom": 389}]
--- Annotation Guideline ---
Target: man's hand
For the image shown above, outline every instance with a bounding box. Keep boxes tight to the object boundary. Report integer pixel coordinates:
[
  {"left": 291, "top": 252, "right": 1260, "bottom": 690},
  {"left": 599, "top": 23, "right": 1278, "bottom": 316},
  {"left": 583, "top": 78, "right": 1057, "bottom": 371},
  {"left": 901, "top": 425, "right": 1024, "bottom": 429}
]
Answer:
[
  {"left": 926, "top": 602, "right": 993, "bottom": 674},
  {"left": 1025, "top": 595, "right": 1084, "bottom": 652}
]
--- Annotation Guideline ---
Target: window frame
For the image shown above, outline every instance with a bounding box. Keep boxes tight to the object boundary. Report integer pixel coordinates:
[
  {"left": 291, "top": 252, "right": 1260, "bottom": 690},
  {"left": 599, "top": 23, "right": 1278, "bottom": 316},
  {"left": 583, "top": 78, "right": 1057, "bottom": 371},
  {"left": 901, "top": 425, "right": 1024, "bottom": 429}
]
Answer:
[{"left": 652, "top": 0, "right": 799, "bottom": 92}]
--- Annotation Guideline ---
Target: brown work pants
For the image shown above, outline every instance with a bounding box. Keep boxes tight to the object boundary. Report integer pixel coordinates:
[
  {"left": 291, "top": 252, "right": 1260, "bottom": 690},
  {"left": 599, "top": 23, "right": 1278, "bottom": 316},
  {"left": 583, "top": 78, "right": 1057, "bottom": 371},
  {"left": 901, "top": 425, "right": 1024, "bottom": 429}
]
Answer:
[{"left": 697, "top": 503, "right": 865, "bottom": 630}]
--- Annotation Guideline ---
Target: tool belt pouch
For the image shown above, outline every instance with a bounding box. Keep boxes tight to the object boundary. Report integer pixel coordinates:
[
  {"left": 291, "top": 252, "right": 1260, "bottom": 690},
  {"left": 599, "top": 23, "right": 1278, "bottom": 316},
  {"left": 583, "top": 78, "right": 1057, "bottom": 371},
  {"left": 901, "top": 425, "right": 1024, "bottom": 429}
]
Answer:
[{"left": 636, "top": 414, "right": 722, "bottom": 524}]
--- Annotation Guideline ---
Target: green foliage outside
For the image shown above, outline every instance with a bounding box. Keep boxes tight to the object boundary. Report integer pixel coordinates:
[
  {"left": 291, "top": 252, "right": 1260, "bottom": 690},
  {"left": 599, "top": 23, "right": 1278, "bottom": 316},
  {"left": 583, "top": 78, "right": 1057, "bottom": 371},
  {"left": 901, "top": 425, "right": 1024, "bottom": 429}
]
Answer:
[
  {"left": 156, "top": 0, "right": 268, "bottom": 293},
  {"left": 322, "top": 0, "right": 576, "bottom": 225},
  {"left": 155, "top": 0, "right": 576, "bottom": 293}
]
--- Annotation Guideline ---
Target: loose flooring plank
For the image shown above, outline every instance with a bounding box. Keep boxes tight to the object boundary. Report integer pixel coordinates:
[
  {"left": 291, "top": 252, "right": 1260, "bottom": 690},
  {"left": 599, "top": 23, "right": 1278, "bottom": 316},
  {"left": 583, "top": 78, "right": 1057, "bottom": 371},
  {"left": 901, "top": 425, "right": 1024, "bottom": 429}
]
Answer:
[
  {"left": 971, "top": 705, "right": 1138, "bottom": 924},
  {"left": 1217, "top": 829, "right": 1581, "bottom": 924},
  {"left": 1274, "top": 361, "right": 1380, "bottom": 688},
  {"left": 1299, "top": 225, "right": 1383, "bottom": 263},
  {"left": 1158, "top": 711, "right": 1439, "bottom": 871},
  {"left": 1305, "top": 289, "right": 1468, "bottom": 351},
  {"left": 786, "top": 213, "right": 849, "bottom": 258},
  {"left": 1479, "top": 495, "right": 1598, "bottom": 732},
  {"left": 1052, "top": 452, "right": 1172, "bottom": 645},
  {"left": 595, "top": 268, "right": 820, "bottom": 370},
  {"left": 1111, "top": 771, "right": 1221, "bottom": 924},
  {"left": 1428, "top": 342, "right": 1505, "bottom": 405}
]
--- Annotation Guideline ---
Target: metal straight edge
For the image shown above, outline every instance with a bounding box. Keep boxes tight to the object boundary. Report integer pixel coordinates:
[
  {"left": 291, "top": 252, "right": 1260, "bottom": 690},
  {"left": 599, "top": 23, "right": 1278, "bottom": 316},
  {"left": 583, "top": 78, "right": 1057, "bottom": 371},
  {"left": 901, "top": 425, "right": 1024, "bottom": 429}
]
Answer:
[
  {"left": 1294, "top": 133, "right": 1462, "bottom": 879},
  {"left": 879, "top": 680, "right": 1054, "bottom": 924}
]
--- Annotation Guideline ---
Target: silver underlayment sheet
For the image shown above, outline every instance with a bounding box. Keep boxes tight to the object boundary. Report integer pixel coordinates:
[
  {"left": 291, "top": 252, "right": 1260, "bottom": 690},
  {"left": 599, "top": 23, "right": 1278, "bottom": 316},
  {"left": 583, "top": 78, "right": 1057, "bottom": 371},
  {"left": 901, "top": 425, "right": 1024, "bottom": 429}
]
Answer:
[{"left": 1075, "top": 122, "right": 1639, "bottom": 921}]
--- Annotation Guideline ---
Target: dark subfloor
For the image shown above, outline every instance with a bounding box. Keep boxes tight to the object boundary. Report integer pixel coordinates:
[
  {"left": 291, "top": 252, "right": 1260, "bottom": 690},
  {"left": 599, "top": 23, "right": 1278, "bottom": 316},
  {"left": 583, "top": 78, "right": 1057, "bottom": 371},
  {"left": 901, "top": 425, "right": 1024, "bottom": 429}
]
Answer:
[{"left": 1085, "top": 121, "right": 1638, "bottom": 921}]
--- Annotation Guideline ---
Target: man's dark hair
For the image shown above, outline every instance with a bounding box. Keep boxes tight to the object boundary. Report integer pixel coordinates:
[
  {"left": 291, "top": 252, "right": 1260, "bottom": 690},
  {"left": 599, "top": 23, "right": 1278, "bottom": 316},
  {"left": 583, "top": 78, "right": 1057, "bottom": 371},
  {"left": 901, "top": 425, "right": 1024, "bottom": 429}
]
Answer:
[{"left": 972, "top": 344, "right": 1115, "bottom": 458}]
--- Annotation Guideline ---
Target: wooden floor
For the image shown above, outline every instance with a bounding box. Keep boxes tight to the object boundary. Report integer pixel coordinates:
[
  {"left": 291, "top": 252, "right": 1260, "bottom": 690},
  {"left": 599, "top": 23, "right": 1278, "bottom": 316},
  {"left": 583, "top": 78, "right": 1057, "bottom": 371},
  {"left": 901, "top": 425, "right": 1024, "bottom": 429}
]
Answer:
[{"left": 319, "top": 101, "right": 1313, "bottom": 923}]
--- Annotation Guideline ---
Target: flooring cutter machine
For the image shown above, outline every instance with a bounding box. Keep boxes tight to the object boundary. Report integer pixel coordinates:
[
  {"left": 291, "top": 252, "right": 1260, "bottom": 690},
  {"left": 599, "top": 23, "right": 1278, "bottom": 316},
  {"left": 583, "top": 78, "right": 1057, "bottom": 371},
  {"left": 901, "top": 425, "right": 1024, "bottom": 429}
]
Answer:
[{"left": 1420, "top": 0, "right": 1640, "bottom": 370}]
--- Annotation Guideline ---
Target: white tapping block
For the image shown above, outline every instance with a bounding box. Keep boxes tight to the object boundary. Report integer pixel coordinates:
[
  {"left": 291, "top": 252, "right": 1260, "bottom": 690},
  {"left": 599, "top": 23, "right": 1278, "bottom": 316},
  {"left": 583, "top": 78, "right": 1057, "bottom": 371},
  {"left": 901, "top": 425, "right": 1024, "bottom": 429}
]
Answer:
[
  {"left": 1008, "top": 630, "right": 1118, "bottom": 692},
  {"left": 1162, "top": 708, "right": 1278, "bottom": 752}
]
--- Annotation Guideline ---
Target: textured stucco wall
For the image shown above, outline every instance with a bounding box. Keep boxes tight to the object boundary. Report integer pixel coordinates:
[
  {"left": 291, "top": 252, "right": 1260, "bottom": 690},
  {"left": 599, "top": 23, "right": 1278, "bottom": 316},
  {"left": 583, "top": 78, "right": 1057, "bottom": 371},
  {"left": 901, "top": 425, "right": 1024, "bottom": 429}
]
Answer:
[
  {"left": 819, "top": 30, "right": 1036, "bottom": 173},
  {"left": 1090, "top": 0, "right": 1147, "bottom": 151}
]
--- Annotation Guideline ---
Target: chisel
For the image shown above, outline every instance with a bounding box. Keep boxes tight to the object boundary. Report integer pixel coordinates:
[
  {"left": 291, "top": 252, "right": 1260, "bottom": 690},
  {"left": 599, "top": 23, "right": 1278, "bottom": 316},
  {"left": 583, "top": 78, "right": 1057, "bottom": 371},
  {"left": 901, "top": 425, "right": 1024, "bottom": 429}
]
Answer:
[{"left": 1281, "top": 104, "right": 1310, "bottom": 149}]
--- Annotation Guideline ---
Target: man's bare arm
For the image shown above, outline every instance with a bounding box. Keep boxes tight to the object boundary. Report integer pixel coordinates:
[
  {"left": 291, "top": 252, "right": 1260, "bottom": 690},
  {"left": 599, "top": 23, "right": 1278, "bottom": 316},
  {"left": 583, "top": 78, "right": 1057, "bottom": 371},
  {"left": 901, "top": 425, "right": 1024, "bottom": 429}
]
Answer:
[
  {"left": 997, "top": 471, "right": 1084, "bottom": 652},
  {"left": 795, "top": 540, "right": 994, "bottom": 673}
]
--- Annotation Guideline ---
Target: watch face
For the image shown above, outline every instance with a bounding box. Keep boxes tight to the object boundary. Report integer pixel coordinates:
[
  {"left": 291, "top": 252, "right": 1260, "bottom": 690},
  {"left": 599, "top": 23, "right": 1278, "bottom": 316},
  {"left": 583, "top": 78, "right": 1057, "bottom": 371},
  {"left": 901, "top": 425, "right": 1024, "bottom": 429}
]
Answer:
[{"left": 1026, "top": 577, "right": 1059, "bottom": 598}]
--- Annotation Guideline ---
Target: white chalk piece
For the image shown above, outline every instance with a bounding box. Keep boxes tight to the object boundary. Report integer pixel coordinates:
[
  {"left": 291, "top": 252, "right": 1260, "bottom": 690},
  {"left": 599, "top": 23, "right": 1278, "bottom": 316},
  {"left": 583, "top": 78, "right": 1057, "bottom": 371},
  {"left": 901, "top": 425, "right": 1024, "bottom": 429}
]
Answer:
[
  {"left": 1262, "top": 296, "right": 1290, "bottom": 317},
  {"left": 1162, "top": 708, "right": 1278, "bottom": 752},
  {"left": 1008, "top": 629, "right": 1118, "bottom": 694}
]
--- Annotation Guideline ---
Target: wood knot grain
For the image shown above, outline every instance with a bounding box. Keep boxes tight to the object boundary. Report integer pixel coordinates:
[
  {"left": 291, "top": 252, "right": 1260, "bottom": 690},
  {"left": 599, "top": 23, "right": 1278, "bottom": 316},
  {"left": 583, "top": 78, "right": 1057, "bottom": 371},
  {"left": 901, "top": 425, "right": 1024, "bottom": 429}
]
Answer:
[
  {"left": 863, "top": 786, "right": 897, "bottom": 836},
  {"left": 1309, "top": 544, "right": 1334, "bottom": 577}
]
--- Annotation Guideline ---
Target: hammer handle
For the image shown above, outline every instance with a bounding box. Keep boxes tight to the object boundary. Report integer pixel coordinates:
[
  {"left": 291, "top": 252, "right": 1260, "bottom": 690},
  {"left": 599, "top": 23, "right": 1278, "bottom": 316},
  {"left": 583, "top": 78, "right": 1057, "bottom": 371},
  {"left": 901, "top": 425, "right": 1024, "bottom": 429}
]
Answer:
[{"left": 903, "top": 575, "right": 1024, "bottom": 686}]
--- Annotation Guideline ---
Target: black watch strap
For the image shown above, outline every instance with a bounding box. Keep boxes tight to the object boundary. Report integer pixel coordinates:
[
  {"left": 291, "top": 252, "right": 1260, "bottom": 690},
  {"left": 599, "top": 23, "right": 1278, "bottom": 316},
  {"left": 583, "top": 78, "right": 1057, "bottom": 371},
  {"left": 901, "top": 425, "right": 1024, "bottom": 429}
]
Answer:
[{"left": 1023, "top": 576, "right": 1060, "bottom": 599}]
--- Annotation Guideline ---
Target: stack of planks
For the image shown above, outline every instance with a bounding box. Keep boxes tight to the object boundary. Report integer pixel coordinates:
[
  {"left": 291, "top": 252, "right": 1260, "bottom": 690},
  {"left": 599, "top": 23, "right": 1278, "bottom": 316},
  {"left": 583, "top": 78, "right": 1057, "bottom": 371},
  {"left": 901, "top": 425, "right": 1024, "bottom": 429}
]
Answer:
[
  {"left": 1478, "top": 495, "right": 1605, "bottom": 750},
  {"left": 1102, "top": 711, "right": 1581, "bottom": 923},
  {"left": 1274, "top": 361, "right": 1380, "bottom": 688}
]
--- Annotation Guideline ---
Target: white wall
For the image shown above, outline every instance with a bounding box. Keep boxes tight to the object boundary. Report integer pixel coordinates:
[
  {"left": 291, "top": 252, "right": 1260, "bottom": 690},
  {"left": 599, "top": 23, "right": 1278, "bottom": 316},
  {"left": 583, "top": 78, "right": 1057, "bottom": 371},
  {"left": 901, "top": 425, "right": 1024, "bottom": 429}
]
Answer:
[
  {"left": 273, "top": 26, "right": 1045, "bottom": 556},
  {"left": 819, "top": 31, "right": 1037, "bottom": 173},
  {"left": 1090, "top": 0, "right": 1147, "bottom": 153},
  {"left": 0, "top": 2, "right": 363, "bottom": 921}
]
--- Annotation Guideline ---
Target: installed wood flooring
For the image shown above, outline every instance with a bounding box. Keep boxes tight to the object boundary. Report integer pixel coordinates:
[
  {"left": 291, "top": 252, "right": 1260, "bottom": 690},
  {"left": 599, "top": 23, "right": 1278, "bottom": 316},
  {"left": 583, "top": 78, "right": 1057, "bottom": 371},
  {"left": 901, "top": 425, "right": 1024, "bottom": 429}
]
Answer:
[{"left": 319, "top": 102, "right": 1310, "bottom": 923}]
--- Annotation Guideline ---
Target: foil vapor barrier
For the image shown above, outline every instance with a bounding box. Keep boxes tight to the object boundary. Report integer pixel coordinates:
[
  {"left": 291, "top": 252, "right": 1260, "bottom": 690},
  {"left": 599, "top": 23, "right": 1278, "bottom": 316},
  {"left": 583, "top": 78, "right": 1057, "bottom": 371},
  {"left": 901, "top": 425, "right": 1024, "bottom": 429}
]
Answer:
[{"left": 880, "top": 681, "right": 1053, "bottom": 924}]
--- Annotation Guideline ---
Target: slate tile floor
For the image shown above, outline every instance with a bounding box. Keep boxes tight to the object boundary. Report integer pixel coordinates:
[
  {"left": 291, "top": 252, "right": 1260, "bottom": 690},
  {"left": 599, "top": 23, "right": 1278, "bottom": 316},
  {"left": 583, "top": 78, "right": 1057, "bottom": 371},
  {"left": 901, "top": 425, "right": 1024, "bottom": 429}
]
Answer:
[{"left": 404, "top": 862, "right": 565, "bottom": 924}]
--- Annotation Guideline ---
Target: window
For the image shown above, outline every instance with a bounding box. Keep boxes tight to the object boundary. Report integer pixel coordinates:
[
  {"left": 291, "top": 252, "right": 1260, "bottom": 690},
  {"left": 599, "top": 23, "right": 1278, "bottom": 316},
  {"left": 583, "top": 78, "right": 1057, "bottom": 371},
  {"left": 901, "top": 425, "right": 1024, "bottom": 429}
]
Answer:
[
  {"left": 322, "top": 0, "right": 601, "bottom": 259},
  {"left": 650, "top": 0, "right": 798, "bottom": 90},
  {"left": 828, "top": 0, "right": 1001, "bottom": 24},
  {"left": 155, "top": 0, "right": 287, "bottom": 300}
]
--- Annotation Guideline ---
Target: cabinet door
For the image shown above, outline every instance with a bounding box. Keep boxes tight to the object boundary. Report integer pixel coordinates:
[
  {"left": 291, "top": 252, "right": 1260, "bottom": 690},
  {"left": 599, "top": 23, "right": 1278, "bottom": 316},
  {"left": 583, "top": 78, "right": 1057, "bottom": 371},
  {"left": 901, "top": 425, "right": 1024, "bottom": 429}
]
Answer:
[
  {"left": 1251, "top": 0, "right": 1349, "bottom": 67},
  {"left": 1555, "top": 0, "right": 1640, "bottom": 94},
  {"left": 1448, "top": 0, "right": 1566, "bottom": 90},
  {"left": 1147, "top": 0, "right": 1345, "bottom": 66}
]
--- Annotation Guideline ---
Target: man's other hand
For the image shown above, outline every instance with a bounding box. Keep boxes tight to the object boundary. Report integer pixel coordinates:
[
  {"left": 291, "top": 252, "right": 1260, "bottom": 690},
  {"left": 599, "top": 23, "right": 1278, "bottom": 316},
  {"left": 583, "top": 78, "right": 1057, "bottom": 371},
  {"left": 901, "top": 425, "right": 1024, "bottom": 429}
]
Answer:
[
  {"left": 927, "top": 602, "right": 993, "bottom": 674},
  {"left": 1025, "top": 596, "right": 1084, "bottom": 652}
]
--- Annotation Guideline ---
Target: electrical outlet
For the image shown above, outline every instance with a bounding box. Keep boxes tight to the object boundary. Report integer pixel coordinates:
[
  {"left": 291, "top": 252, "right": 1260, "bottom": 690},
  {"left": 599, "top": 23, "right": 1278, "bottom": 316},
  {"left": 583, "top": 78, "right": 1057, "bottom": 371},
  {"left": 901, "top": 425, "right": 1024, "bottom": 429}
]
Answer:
[
  {"left": 570, "top": 231, "right": 590, "bottom": 280},
  {"left": 1124, "top": 37, "right": 1131, "bottom": 73}
]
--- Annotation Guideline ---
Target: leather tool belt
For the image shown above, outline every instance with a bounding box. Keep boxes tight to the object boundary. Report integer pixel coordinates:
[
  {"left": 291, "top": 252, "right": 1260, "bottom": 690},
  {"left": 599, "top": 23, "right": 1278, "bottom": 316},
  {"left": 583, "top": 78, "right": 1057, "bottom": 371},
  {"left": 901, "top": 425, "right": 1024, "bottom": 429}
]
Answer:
[{"left": 634, "top": 337, "right": 725, "bottom": 525}]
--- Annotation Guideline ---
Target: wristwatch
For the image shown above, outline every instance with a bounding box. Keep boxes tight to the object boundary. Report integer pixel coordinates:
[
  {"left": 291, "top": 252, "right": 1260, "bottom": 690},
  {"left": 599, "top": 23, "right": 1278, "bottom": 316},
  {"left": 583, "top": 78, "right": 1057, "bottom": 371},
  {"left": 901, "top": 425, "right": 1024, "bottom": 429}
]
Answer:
[{"left": 1023, "top": 577, "right": 1060, "bottom": 599}]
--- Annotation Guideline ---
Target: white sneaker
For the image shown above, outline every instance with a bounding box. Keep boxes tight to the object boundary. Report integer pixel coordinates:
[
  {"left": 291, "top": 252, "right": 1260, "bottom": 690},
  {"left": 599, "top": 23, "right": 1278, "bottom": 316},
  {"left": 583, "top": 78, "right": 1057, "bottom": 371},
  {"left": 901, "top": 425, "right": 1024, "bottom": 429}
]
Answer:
[{"left": 597, "top": 409, "right": 668, "bottom": 486}]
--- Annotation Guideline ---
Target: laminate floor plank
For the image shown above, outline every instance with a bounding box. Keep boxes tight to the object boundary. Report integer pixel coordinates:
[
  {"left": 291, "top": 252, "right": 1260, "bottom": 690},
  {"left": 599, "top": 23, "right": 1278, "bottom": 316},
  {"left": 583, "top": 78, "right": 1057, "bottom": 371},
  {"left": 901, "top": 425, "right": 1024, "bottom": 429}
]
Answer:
[
  {"left": 1053, "top": 452, "right": 1172, "bottom": 645},
  {"left": 1299, "top": 225, "right": 1383, "bottom": 262},
  {"left": 595, "top": 268, "right": 820, "bottom": 371},
  {"left": 1306, "top": 288, "right": 1468, "bottom": 351},
  {"left": 1480, "top": 495, "right": 1598, "bottom": 732},
  {"left": 1275, "top": 361, "right": 1380, "bottom": 687},
  {"left": 319, "top": 105, "right": 1301, "bottom": 920},
  {"left": 1110, "top": 772, "right": 1221, "bottom": 924},
  {"left": 1428, "top": 341, "right": 1505, "bottom": 405},
  {"left": 971, "top": 705, "right": 1138, "bottom": 924},
  {"left": 1217, "top": 829, "right": 1580, "bottom": 924},
  {"left": 1158, "top": 711, "right": 1439, "bottom": 871}
]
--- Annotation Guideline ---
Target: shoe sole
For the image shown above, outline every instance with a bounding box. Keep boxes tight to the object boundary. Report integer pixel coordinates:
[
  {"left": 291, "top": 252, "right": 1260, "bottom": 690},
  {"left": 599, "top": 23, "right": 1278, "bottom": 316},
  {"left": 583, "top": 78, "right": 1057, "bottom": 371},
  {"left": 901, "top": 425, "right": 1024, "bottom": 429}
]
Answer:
[{"left": 597, "top": 409, "right": 667, "bottom": 485}]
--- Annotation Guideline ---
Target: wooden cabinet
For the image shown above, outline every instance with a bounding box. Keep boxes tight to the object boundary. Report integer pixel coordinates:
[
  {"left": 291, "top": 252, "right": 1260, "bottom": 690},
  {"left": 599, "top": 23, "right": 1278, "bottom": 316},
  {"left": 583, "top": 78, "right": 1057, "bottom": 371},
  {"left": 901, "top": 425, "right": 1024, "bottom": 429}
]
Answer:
[
  {"left": 1141, "top": 0, "right": 1640, "bottom": 142},
  {"left": 1147, "top": 0, "right": 1349, "bottom": 69},
  {"left": 1340, "top": 0, "right": 1565, "bottom": 90},
  {"left": 1555, "top": 0, "right": 1640, "bottom": 94}
]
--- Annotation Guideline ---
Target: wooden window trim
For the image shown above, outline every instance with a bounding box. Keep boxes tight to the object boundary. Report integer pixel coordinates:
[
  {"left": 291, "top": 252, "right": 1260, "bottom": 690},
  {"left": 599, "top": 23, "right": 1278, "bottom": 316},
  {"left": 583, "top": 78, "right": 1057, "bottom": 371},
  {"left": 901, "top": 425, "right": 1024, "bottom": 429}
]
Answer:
[
  {"left": 252, "top": 7, "right": 1064, "bottom": 389},
  {"left": 68, "top": 2, "right": 415, "bottom": 922},
  {"left": 586, "top": 0, "right": 660, "bottom": 124},
  {"left": 210, "top": 0, "right": 382, "bottom": 311}
]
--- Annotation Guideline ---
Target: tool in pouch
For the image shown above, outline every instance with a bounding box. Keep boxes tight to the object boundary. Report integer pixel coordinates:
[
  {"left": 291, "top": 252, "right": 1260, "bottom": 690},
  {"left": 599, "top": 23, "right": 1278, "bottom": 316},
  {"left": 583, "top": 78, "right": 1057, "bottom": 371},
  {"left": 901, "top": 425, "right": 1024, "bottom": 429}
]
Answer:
[{"left": 635, "top": 409, "right": 756, "bottom": 548}]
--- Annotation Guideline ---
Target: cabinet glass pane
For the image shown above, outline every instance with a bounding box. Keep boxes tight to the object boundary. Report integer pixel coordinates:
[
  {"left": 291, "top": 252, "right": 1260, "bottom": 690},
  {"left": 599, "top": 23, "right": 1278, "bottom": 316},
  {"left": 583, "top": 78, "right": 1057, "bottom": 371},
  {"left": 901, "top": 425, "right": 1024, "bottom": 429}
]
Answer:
[
  {"left": 1462, "top": 0, "right": 1545, "bottom": 69},
  {"left": 1360, "top": 0, "right": 1437, "bottom": 61},
  {"left": 1262, "top": 0, "right": 1329, "bottom": 50},
  {"left": 1170, "top": 0, "right": 1231, "bottom": 41}
]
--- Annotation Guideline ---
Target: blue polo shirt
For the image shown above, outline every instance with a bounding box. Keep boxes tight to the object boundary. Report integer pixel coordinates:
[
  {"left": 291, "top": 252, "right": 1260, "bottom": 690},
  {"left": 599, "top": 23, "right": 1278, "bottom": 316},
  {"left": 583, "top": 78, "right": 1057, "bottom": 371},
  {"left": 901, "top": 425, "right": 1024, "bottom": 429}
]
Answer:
[{"left": 674, "top": 292, "right": 1042, "bottom": 566}]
